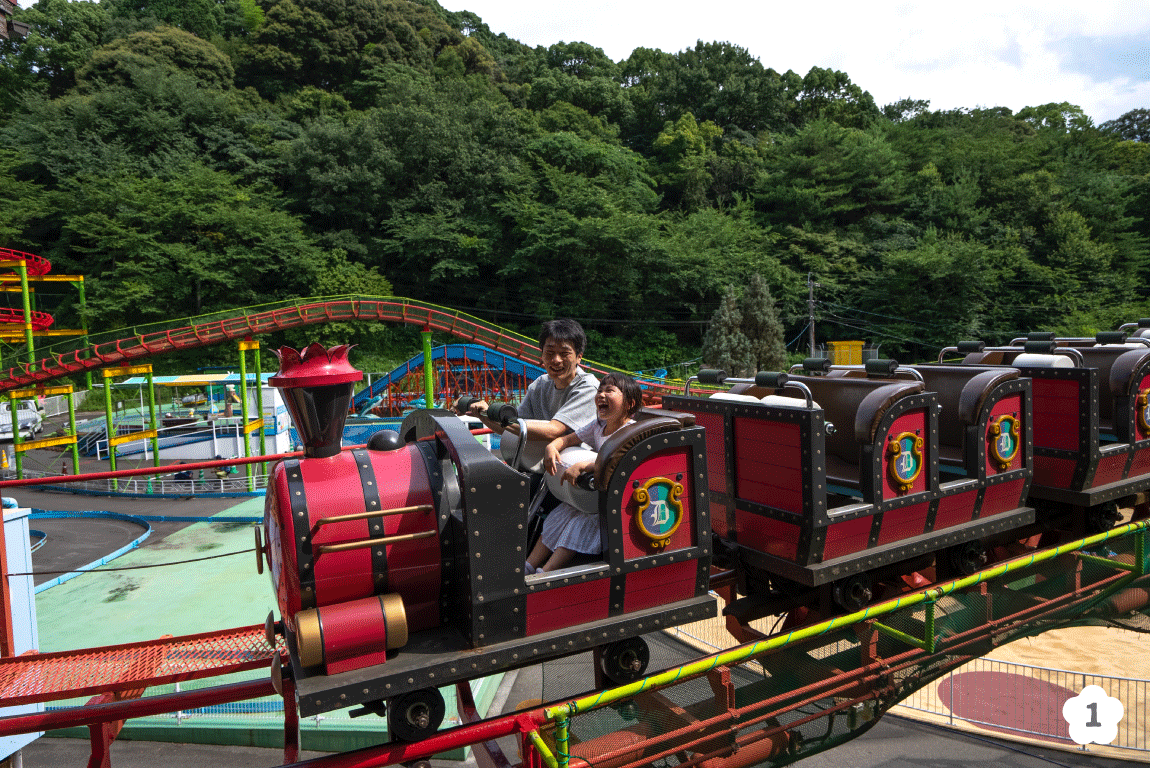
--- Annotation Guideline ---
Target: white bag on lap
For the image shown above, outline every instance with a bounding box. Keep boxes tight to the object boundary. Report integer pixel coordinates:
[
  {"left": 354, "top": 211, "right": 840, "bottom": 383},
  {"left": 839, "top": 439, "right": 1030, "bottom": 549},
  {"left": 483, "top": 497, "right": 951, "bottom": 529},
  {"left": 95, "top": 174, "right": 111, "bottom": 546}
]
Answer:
[{"left": 544, "top": 447, "right": 599, "bottom": 514}]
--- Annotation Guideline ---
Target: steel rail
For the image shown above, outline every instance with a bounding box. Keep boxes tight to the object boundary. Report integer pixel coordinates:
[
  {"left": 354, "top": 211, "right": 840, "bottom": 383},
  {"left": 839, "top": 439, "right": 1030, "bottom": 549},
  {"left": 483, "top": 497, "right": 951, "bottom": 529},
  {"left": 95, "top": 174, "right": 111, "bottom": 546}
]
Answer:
[
  {"left": 0, "top": 296, "right": 675, "bottom": 394},
  {"left": 545, "top": 520, "right": 1149, "bottom": 723}
]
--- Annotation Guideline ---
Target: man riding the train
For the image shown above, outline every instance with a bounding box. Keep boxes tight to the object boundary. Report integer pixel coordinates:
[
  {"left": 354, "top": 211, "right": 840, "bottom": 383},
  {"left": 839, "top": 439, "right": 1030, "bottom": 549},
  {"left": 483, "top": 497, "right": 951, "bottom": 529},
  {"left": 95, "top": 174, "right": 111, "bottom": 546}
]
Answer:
[{"left": 464, "top": 318, "right": 599, "bottom": 470}]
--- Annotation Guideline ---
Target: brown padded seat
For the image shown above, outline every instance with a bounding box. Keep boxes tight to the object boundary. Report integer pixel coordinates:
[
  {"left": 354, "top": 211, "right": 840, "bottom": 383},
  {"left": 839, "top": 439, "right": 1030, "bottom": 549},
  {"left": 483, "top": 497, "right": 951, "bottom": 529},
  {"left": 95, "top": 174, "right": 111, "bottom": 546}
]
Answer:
[
  {"left": 635, "top": 406, "right": 695, "bottom": 427},
  {"left": 963, "top": 350, "right": 1017, "bottom": 366},
  {"left": 913, "top": 366, "right": 1019, "bottom": 465},
  {"left": 1077, "top": 347, "right": 1150, "bottom": 428},
  {"left": 1107, "top": 349, "right": 1150, "bottom": 400},
  {"left": 769, "top": 377, "right": 925, "bottom": 490},
  {"left": 593, "top": 415, "right": 682, "bottom": 489}
]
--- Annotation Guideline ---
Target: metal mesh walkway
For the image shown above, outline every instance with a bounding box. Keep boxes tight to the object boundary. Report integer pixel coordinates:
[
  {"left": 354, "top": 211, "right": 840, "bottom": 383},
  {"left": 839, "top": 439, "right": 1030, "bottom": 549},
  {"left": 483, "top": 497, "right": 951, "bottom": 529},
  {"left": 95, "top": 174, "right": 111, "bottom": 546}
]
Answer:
[{"left": 0, "top": 624, "right": 277, "bottom": 706}]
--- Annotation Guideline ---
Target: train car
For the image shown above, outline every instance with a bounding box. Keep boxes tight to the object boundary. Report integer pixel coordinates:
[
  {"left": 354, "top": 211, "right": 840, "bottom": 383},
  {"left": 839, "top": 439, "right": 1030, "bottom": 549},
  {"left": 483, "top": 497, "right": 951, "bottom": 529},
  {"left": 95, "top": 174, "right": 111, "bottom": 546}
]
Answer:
[
  {"left": 942, "top": 332, "right": 1150, "bottom": 532},
  {"left": 662, "top": 361, "right": 1034, "bottom": 616},
  {"left": 255, "top": 344, "right": 716, "bottom": 740}
]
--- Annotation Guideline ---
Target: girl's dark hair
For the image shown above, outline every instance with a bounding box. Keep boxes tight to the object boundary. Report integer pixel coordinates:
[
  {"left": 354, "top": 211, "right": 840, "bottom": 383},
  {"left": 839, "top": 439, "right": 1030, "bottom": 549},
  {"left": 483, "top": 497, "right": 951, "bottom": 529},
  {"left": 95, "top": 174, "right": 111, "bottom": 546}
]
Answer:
[
  {"left": 600, "top": 372, "right": 643, "bottom": 415},
  {"left": 539, "top": 318, "right": 586, "bottom": 356}
]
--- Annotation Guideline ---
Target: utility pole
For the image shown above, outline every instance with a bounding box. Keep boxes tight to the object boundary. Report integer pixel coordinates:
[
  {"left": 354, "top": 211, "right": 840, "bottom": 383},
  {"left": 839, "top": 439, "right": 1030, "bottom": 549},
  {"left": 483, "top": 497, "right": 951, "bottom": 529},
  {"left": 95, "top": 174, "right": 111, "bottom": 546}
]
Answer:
[{"left": 807, "top": 273, "right": 820, "bottom": 357}]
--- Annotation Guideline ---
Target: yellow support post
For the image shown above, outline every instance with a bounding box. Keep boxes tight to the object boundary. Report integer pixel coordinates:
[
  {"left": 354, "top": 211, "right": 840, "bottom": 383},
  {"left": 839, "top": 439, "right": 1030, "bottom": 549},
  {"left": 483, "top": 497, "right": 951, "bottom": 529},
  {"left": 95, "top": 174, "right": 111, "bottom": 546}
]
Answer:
[
  {"left": 146, "top": 368, "right": 159, "bottom": 468},
  {"left": 7, "top": 392, "right": 22, "bottom": 479},
  {"left": 238, "top": 339, "right": 256, "bottom": 491},
  {"left": 102, "top": 365, "right": 153, "bottom": 487}
]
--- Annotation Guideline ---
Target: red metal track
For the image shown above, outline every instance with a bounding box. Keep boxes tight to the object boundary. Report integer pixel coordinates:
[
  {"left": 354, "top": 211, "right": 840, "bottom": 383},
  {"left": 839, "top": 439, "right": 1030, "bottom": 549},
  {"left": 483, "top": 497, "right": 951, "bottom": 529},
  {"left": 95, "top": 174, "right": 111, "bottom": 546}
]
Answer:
[
  {"left": 0, "top": 307, "right": 53, "bottom": 331},
  {"left": 0, "top": 297, "right": 681, "bottom": 395},
  {"left": 0, "top": 249, "right": 55, "bottom": 332},
  {"left": 0, "top": 249, "right": 51, "bottom": 277}
]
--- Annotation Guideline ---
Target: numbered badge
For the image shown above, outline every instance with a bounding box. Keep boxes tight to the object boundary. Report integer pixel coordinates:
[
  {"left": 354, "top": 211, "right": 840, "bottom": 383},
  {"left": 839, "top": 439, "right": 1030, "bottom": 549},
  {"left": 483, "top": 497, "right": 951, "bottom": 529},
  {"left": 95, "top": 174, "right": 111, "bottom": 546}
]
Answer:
[
  {"left": 1063, "top": 685, "right": 1123, "bottom": 745},
  {"left": 886, "top": 432, "right": 923, "bottom": 493},
  {"left": 634, "top": 477, "right": 684, "bottom": 549},
  {"left": 988, "top": 414, "right": 1020, "bottom": 470}
]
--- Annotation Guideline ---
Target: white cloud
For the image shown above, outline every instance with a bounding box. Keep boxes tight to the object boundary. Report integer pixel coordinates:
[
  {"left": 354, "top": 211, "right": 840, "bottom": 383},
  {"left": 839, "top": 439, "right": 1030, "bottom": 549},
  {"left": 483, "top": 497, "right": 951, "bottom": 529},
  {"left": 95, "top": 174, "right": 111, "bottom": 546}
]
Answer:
[{"left": 444, "top": 0, "right": 1150, "bottom": 122}]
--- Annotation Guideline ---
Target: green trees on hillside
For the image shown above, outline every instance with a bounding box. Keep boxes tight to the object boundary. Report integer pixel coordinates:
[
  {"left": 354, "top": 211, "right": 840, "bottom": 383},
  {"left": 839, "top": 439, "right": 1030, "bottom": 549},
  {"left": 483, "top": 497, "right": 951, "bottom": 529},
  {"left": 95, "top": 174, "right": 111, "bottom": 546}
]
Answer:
[{"left": 0, "top": 0, "right": 1148, "bottom": 372}]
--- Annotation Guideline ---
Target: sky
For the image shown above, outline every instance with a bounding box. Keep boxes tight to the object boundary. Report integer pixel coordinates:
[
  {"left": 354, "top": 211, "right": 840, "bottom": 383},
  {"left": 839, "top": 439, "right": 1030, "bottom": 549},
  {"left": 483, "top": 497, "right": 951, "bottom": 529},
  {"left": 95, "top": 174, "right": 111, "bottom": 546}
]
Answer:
[{"left": 440, "top": 0, "right": 1150, "bottom": 124}]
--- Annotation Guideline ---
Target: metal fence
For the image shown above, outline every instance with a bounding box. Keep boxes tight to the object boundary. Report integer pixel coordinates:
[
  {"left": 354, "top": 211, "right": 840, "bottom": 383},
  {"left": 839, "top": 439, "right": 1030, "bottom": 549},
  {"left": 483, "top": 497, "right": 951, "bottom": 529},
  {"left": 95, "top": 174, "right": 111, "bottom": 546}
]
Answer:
[
  {"left": 37, "top": 392, "right": 87, "bottom": 418},
  {"left": 896, "top": 656, "right": 1148, "bottom": 753},
  {"left": 664, "top": 603, "right": 1148, "bottom": 756},
  {"left": 3, "top": 467, "right": 269, "bottom": 496}
]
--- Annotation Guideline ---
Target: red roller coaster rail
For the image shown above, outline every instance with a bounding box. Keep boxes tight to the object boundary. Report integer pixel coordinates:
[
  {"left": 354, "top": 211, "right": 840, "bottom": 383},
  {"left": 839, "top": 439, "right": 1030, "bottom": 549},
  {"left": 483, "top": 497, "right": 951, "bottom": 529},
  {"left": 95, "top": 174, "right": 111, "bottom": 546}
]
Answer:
[
  {"left": 0, "top": 296, "right": 679, "bottom": 395},
  {"left": 0, "top": 248, "right": 55, "bottom": 333}
]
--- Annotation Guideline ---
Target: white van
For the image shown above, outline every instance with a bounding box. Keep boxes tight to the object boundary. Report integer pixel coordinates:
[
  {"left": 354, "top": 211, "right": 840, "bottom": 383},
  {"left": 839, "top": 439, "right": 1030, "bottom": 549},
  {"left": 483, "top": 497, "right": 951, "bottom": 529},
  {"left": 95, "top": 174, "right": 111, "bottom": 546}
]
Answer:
[{"left": 0, "top": 401, "right": 42, "bottom": 440}]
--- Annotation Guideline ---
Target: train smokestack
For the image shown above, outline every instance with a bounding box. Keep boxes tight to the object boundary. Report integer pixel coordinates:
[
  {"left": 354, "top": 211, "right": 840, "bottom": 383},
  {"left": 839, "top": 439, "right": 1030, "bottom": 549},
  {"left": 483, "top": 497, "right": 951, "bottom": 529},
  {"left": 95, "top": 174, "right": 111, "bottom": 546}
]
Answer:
[{"left": 270, "top": 343, "right": 362, "bottom": 458}]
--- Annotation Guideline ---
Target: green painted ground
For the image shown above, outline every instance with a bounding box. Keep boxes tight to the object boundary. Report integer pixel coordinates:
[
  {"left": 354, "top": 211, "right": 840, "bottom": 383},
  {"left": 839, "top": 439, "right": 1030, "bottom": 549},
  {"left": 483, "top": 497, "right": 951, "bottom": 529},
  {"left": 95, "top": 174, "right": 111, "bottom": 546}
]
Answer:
[
  {"left": 34, "top": 496, "right": 500, "bottom": 754},
  {"left": 37, "top": 497, "right": 273, "bottom": 652}
]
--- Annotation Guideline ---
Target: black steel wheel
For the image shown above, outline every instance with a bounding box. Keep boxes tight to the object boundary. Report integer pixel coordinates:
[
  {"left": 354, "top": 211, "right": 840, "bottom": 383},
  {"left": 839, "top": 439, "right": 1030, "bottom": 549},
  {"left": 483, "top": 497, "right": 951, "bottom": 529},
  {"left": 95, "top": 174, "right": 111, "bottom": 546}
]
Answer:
[
  {"left": 387, "top": 688, "right": 445, "bottom": 743},
  {"left": 832, "top": 572, "right": 872, "bottom": 613},
  {"left": 600, "top": 636, "right": 650, "bottom": 685},
  {"left": 947, "top": 540, "right": 987, "bottom": 576},
  {"left": 1085, "top": 502, "right": 1121, "bottom": 534}
]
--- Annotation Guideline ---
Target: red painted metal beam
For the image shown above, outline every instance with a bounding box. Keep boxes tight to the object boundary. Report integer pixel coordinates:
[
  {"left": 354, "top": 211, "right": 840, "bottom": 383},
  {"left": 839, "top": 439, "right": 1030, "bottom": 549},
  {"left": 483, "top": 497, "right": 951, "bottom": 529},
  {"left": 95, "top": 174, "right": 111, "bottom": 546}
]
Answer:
[
  {"left": 0, "top": 450, "right": 312, "bottom": 488},
  {"left": 279, "top": 709, "right": 547, "bottom": 768},
  {"left": 0, "top": 298, "right": 674, "bottom": 396},
  {"left": 0, "top": 678, "right": 275, "bottom": 737}
]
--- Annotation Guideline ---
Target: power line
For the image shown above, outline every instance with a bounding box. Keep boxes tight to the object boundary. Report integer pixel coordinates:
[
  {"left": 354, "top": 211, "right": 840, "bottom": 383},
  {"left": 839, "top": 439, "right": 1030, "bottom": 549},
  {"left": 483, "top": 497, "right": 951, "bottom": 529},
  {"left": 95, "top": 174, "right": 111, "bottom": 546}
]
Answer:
[{"left": 7, "top": 547, "right": 254, "bottom": 577}]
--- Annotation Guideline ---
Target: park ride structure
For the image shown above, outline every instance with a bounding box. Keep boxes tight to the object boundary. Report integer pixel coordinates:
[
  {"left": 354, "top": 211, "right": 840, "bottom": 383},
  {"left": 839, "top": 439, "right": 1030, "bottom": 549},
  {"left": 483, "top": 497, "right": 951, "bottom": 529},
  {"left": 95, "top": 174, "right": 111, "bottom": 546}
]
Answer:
[
  {"left": 0, "top": 247, "right": 87, "bottom": 369},
  {"left": 0, "top": 311, "right": 1145, "bottom": 766},
  {"left": 248, "top": 329, "right": 1149, "bottom": 763},
  {"left": 0, "top": 248, "right": 89, "bottom": 479},
  {"left": 352, "top": 343, "right": 547, "bottom": 417},
  {"left": 0, "top": 297, "right": 653, "bottom": 485}
]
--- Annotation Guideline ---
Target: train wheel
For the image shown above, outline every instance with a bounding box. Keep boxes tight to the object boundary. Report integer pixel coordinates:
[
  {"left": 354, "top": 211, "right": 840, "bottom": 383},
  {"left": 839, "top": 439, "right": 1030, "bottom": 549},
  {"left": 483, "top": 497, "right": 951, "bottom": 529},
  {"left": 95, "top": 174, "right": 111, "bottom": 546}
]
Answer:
[
  {"left": 387, "top": 688, "right": 445, "bottom": 743},
  {"left": 946, "top": 540, "right": 987, "bottom": 577},
  {"left": 832, "top": 573, "right": 872, "bottom": 613},
  {"left": 1085, "top": 502, "right": 1121, "bottom": 534},
  {"left": 600, "top": 637, "right": 650, "bottom": 685}
]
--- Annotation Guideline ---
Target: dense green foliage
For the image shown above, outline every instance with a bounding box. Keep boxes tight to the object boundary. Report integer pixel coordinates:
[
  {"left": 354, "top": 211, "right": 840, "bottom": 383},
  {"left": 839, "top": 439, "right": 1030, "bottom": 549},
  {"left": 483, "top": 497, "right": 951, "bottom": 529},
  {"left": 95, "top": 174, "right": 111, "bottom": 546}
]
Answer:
[{"left": 2, "top": 0, "right": 1149, "bottom": 374}]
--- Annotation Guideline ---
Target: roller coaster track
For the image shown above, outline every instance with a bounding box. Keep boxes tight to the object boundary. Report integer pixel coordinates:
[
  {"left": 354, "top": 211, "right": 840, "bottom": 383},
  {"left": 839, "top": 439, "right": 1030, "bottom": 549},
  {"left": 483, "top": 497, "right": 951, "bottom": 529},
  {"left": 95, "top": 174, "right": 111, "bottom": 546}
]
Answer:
[
  {"left": 0, "top": 248, "right": 55, "bottom": 332},
  {"left": 0, "top": 295, "right": 663, "bottom": 394},
  {"left": 0, "top": 521, "right": 1144, "bottom": 768}
]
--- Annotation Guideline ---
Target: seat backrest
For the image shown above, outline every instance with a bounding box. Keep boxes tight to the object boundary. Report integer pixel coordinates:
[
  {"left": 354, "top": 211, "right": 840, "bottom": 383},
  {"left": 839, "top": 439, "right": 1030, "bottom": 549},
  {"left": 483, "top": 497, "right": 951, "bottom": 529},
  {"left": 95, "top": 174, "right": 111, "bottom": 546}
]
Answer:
[
  {"left": 1076, "top": 347, "right": 1141, "bottom": 421},
  {"left": 1107, "top": 348, "right": 1150, "bottom": 399},
  {"left": 914, "top": 366, "right": 1019, "bottom": 449},
  {"left": 635, "top": 407, "right": 695, "bottom": 427},
  {"left": 788, "top": 377, "right": 925, "bottom": 466},
  {"left": 594, "top": 415, "right": 683, "bottom": 488}
]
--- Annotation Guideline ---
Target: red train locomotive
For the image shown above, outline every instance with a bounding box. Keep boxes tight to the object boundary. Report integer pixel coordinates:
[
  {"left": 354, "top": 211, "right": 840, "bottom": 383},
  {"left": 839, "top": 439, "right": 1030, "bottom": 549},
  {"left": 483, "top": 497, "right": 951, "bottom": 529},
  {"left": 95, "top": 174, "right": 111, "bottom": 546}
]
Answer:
[{"left": 257, "top": 344, "right": 716, "bottom": 739}]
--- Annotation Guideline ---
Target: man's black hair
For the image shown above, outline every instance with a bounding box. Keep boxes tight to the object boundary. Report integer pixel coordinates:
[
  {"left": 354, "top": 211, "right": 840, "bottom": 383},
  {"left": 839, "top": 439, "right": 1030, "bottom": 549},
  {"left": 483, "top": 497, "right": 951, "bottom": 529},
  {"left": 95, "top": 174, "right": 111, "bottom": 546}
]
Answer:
[
  {"left": 539, "top": 318, "right": 587, "bottom": 356},
  {"left": 599, "top": 372, "right": 644, "bottom": 415}
]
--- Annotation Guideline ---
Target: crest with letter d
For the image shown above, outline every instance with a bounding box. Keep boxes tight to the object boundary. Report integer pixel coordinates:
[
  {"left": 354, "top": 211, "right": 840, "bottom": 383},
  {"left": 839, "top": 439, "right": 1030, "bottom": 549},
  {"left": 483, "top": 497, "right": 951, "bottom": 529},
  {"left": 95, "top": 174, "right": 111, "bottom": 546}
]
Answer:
[
  {"left": 634, "top": 477, "right": 684, "bottom": 548},
  {"left": 988, "top": 413, "right": 1021, "bottom": 470},
  {"left": 886, "top": 432, "right": 924, "bottom": 493}
]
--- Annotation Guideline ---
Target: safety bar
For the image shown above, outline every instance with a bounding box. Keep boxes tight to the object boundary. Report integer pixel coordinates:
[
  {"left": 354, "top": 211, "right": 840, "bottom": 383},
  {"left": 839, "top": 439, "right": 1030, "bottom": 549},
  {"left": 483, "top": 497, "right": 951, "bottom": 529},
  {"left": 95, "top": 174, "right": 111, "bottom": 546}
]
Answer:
[
  {"left": 687, "top": 369, "right": 815, "bottom": 408},
  {"left": 313, "top": 530, "right": 437, "bottom": 556},
  {"left": 313, "top": 504, "right": 434, "bottom": 530},
  {"left": 1118, "top": 319, "right": 1150, "bottom": 331},
  {"left": 938, "top": 342, "right": 1085, "bottom": 366},
  {"left": 1008, "top": 332, "right": 1150, "bottom": 348}
]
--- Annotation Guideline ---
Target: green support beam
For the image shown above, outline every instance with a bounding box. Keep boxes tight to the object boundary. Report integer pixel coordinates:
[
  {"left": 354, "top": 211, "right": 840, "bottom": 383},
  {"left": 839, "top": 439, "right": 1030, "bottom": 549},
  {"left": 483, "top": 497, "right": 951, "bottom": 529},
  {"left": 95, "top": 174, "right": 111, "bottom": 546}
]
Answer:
[{"left": 421, "top": 329, "right": 434, "bottom": 408}]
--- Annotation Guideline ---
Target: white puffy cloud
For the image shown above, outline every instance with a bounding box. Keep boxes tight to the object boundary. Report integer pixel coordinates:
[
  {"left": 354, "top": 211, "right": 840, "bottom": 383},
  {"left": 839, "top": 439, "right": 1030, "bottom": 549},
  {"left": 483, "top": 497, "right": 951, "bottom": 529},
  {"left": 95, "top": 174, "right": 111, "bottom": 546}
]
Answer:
[{"left": 444, "top": 0, "right": 1150, "bottom": 122}]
